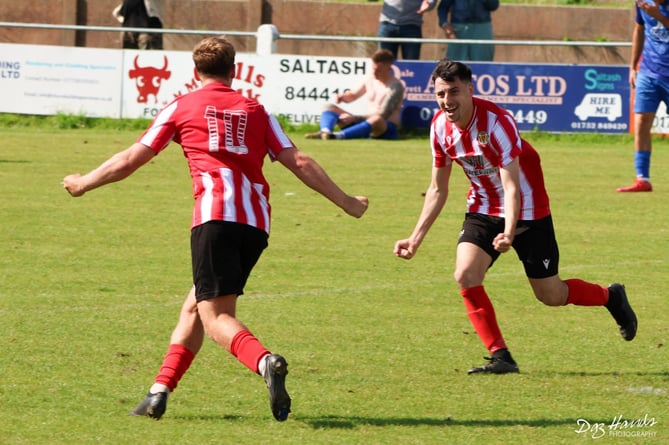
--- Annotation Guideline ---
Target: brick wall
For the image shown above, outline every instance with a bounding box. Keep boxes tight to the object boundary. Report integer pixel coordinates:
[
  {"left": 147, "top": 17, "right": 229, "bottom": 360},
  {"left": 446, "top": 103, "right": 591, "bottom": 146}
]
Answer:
[{"left": 0, "top": 0, "right": 634, "bottom": 64}]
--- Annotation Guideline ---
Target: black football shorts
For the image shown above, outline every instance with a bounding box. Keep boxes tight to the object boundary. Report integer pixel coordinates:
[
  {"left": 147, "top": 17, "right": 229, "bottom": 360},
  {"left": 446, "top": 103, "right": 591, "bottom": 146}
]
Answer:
[
  {"left": 190, "top": 220, "right": 268, "bottom": 301},
  {"left": 458, "top": 213, "right": 560, "bottom": 279}
]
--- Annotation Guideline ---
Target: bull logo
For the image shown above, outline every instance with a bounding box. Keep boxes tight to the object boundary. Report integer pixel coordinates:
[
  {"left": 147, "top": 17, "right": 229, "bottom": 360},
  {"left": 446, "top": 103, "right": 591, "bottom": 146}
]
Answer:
[{"left": 128, "top": 55, "right": 171, "bottom": 104}]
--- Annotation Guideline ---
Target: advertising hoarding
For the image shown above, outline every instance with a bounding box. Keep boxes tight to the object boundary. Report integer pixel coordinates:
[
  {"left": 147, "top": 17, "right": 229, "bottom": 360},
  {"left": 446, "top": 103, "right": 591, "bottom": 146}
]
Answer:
[{"left": 2, "top": 43, "right": 667, "bottom": 135}]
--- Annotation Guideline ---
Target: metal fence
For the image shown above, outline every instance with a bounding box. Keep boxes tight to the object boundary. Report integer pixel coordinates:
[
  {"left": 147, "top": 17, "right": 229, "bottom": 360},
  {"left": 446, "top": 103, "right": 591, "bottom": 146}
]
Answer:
[{"left": 0, "top": 21, "right": 632, "bottom": 56}]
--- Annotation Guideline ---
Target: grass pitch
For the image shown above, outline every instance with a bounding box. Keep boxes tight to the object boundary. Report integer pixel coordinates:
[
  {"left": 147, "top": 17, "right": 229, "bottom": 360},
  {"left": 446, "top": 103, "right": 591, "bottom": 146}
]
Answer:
[{"left": 0, "top": 124, "right": 667, "bottom": 444}]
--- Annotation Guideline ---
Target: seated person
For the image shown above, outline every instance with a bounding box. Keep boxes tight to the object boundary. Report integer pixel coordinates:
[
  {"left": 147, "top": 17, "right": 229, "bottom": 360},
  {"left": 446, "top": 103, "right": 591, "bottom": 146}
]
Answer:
[{"left": 305, "top": 49, "right": 405, "bottom": 140}]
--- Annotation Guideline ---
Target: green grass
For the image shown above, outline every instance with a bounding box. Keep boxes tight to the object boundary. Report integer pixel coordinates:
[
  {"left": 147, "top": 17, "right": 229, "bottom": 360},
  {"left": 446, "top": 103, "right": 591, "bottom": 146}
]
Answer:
[{"left": 0, "top": 119, "right": 667, "bottom": 444}]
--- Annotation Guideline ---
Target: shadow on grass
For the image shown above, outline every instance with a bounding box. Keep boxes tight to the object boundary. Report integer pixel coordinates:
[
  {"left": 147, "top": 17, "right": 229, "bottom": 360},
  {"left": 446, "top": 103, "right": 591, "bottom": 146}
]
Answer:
[
  {"left": 167, "top": 413, "right": 578, "bottom": 429},
  {"left": 536, "top": 370, "right": 669, "bottom": 378},
  {"left": 299, "top": 415, "right": 576, "bottom": 430},
  {"left": 171, "top": 414, "right": 249, "bottom": 422}
]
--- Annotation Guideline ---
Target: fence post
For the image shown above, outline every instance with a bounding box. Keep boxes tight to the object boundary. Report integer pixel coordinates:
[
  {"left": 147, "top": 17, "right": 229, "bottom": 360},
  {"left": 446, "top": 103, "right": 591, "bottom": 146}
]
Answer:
[
  {"left": 62, "top": 0, "right": 78, "bottom": 46},
  {"left": 256, "top": 24, "right": 279, "bottom": 55}
]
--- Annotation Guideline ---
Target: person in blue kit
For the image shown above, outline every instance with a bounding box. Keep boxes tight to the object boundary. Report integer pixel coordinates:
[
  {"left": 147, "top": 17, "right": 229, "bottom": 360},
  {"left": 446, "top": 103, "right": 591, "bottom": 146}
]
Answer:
[
  {"left": 438, "top": 0, "right": 499, "bottom": 62},
  {"left": 617, "top": 0, "right": 669, "bottom": 193},
  {"left": 377, "top": 0, "right": 438, "bottom": 60},
  {"left": 305, "top": 49, "right": 405, "bottom": 141}
]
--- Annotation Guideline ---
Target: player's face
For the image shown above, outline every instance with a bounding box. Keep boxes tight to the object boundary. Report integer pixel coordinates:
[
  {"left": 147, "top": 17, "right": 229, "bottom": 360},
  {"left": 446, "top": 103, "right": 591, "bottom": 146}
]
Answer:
[
  {"left": 434, "top": 76, "right": 474, "bottom": 128},
  {"left": 372, "top": 61, "right": 391, "bottom": 80}
]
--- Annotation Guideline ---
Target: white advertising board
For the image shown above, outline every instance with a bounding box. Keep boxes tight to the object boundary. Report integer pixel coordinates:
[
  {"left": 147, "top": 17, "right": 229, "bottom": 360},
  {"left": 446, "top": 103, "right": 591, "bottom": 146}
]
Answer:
[
  {"left": 0, "top": 43, "right": 123, "bottom": 118},
  {"left": 119, "top": 51, "right": 370, "bottom": 123},
  {"left": 262, "top": 55, "right": 370, "bottom": 124},
  {"left": 3, "top": 43, "right": 666, "bottom": 136},
  {"left": 0, "top": 44, "right": 371, "bottom": 123}
]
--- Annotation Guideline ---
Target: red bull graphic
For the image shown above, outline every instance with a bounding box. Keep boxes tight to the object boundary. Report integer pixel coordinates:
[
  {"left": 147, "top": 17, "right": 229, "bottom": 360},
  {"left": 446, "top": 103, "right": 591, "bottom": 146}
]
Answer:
[
  {"left": 121, "top": 52, "right": 268, "bottom": 119},
  {"left": 128, "top": 55, "right": 171, "bottom": 104}
]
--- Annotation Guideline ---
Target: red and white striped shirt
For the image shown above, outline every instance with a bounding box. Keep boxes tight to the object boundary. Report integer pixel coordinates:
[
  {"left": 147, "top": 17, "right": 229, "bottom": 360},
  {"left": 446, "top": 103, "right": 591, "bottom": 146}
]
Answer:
[
  {"left": 430, "top": 97, "right": 551, "bottom": 220},
  {"left": 138, "top": 83, "right": 295, "bottom": 233}
]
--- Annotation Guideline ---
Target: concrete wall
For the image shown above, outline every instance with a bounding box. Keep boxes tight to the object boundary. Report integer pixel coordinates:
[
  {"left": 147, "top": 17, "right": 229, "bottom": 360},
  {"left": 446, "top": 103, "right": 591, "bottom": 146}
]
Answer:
[{"left": 0, "top": 0, "right": 634, "bottom": 64}]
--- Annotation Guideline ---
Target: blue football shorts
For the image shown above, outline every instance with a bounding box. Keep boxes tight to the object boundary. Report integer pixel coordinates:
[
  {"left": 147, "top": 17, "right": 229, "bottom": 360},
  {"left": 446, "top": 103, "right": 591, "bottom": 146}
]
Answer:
[
  {"left": 376, "top": 121, "right": 399, "bottom": 140},
  {"left": 634, "top": 72, "right": 669, "bottom": 113}
]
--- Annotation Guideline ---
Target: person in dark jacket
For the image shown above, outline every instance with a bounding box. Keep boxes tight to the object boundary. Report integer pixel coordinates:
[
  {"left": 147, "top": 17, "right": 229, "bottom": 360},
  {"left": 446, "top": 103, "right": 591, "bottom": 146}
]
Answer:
[
  {"left": 438, "top": 0, "right": 499, "bottom": 61},
  {"left": 113, "top": 0, "right": 164, "bottom": 49}
]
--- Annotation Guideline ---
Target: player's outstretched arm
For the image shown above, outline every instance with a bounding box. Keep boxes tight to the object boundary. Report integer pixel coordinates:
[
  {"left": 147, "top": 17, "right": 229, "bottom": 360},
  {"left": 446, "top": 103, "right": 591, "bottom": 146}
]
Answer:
[
  {"left": 276, "top": 148, "right": 368, "bottom": 218},
  {"left": 63, "top": 143, "right": 156, "bottom": 197},
  {"left": 394, "top": 164, "right": 451, "bottom": 259}
]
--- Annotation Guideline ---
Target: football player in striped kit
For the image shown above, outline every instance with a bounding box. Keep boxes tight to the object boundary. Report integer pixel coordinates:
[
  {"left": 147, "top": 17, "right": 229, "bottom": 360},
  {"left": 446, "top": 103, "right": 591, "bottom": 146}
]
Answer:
[
  {"left": 64, "top": 36, "right": 368, "bottom": 421},
  {"left": 394, "top": 59, "right": 637, "bottom": 374}
]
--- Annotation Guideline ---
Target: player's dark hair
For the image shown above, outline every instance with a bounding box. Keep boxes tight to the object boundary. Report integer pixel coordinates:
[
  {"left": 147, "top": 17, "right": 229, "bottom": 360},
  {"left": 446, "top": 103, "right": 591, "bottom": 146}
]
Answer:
[
  {"left": 431, "top": 59, "right": 472, "bottom": 84},
  {"left": 193, "top": 36, "right": 236, "bottom": 79},
  {"left": 371, "top": 48, "right": 395, "bottom": 65}
]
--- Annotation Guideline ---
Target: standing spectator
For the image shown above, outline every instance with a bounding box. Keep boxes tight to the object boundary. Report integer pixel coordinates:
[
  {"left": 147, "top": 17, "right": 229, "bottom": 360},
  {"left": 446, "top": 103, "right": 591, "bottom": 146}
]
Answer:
[
  {"left": 377, "top": 0, "right": 438, "bottom": 60},
  {"left": 617, "top": 0, "right": 669, "bottom": 192},
  {"left": 63, "top": 36, "right": 369, "bottom": 421},
  {"left": 113, "top": 0, "right": 164, "bottom": 50},
  {"left": 438, "top": 0, "right": 499, "bottom": 61},
  {"left": 394, "top": 59, "right": 637, "bottom": 374},
  {"left": 304, "top": 49, "right": 405, "bottom": 140}
]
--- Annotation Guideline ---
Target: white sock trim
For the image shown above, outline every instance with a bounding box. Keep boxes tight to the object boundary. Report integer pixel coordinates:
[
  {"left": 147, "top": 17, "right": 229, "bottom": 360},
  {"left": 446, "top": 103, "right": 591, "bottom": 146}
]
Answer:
[
  {"left": 150, "top": 383, "right": 170, "bottom": 394},
  {"left": 257, "top": 353, "right": 271, "bottom": 376}
]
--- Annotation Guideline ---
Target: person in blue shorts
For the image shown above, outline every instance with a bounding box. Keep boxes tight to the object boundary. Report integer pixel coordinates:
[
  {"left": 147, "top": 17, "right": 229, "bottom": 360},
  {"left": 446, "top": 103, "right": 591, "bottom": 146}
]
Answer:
[
  {"left": 617, "top": 0, "right": 669, "bottom": 192},
  {"left": 305, "top": 49, "right": 405, "bottom": 141}
]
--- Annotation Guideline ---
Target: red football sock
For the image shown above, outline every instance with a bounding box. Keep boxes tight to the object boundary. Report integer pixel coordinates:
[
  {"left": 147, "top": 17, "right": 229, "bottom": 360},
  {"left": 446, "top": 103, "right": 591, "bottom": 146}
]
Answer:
[
  {"left": 461, "top": 286, "right": 507, "bottom": 354},
  {"left": 155, "top": 344, "right": 195, "bottom": 392},
  {"left": 565, "top": 279, "right": 608, "bottom": 306},
  {"left": 230, "top": 329, "right": 270, "bottom": 374}
]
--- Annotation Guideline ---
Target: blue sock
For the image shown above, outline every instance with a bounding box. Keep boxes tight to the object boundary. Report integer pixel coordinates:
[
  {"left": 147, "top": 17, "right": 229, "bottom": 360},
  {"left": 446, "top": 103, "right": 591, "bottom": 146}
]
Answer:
[
  {"left": 340, "top": 121, "right": 372, "bottom": 139},
  {"left": 634, "top": 151, "right": 651, "bottom": 180},
  {"left": 320, "top": 110, "right": 339, "bottom": 133}
]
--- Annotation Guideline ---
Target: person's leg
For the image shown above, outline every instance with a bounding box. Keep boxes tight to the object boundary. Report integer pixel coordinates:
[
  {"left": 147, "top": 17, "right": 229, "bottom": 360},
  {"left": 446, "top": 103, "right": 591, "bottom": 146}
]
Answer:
[
  {"left": 398, "top": 24, "right": 422, "bottom": 60},
  {"left": 130, "top": 287, "right": 202, "bottom": 419},
  {"left": 192, "top": 222, "right": 291, "bottom": 421},
  {"left": 122, "top": 31, "right": 139, "bottom": 49},
  {"left": 454, "top": 240, "right": 518, "bottom": 374},
  {"left": 618, "top": 73, "right": 659, "bottom": 192},
  {"left": 446, "top": 40, "right": 466, "bottom": 61},
  {"left": 446, "top": 23, "right": 469, "bottom": 61},
  {"left": 197, "top": 295, "right": 291, "bottom": 421},
  {"left": 378, "top": 21, "right": 400, "bottom": 60},
  {"left": 158, "top": 288, "right": 203, "bottom": 387},
  {"left": 197, "top": 295, "right": 266, "bottom": 368},
  {"left": 467, "top": 22, "right": 495, "bottom": 62},
  {"left": 148, "top": 17, "right": 163, "bottom": 49},
  {"left": 335, "top": 115, "right": 395, "bottom": 140},
  {"left": 455, "top": 243, "right": 506, "bottom": 352},
  {"left": 137, "top": 32, "right": 150, "bottom": 50},
  {"left": 337, "top": 121, "right": 372, "bottom": 139},
  {"left": 377, "top": 121, "right": 399, "bottom": 140},
  {"left": 628, "top": 111, "right": 653, "bottom": 184},
  {"left": 529, "top": 275, "right": 599, "bottom": 307},
  {"left": 519, "top": 216, "right": 637, "bottom": 341},
  {"left": 305, "top": 105, "right": 343, "bottom": 139},
  {"left": 320, "top": 109, "right": 341, "bottom": 133},
  {"left": 529, "top": 276, "right": 637, "bottom": 341}
]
